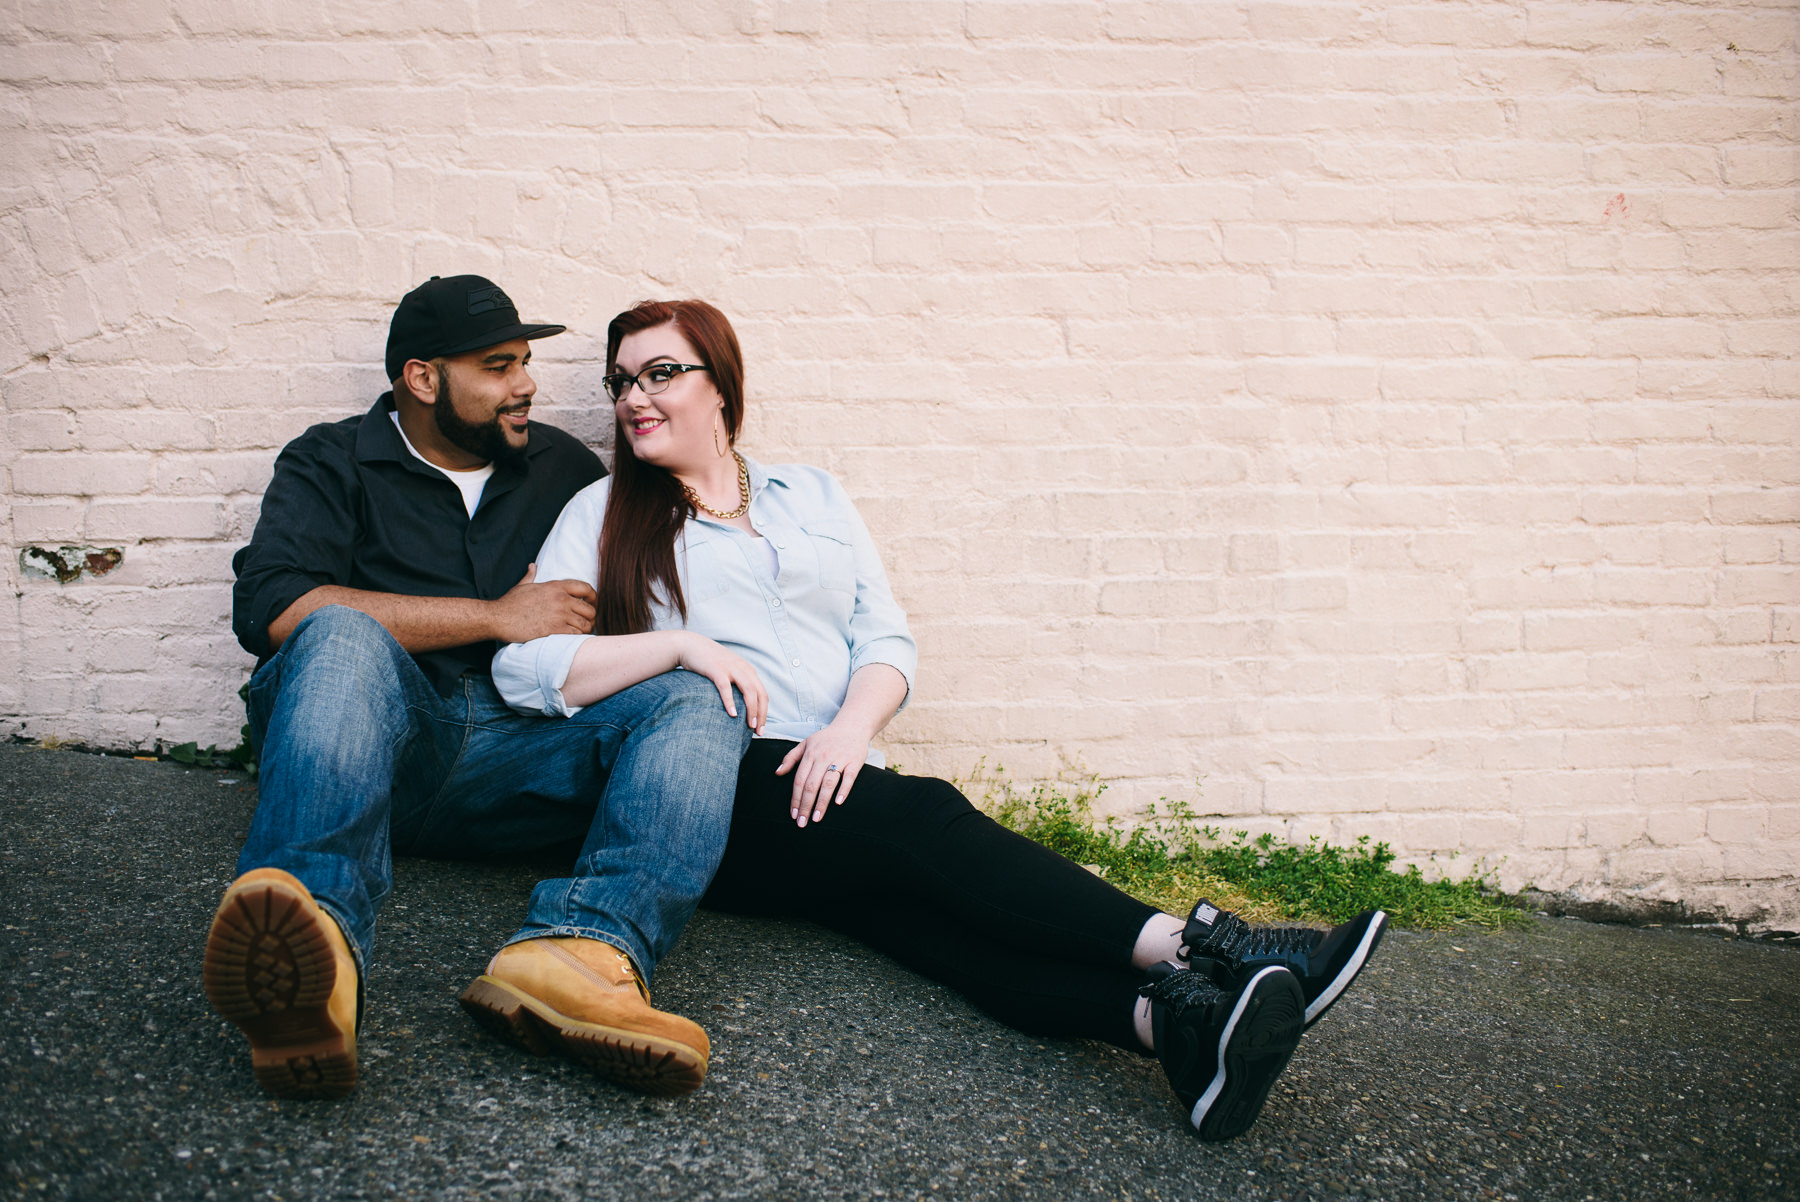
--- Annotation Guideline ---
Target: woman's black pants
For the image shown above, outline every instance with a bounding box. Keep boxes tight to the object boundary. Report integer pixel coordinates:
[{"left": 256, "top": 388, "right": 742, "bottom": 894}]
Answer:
[{"left": 704, "top": 739, "right": 1160, "bottom": 1052}]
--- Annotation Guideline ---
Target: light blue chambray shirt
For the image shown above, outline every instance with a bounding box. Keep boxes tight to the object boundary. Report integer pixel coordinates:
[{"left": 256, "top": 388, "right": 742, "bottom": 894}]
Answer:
[{"left": 491, "top": 456, "right": 917, "bottom": 766}]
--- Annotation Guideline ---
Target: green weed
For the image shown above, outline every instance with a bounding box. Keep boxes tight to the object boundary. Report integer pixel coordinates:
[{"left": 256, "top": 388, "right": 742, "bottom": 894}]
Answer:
[
  {"left": 162, "top": 681, "right": 259, "bottom": 776},
  {"left": 163, "top": 737, "right": 257, "bottom": 775},
  {"left": 963, "top": 761, "right": 1527, "bottom": 931}
]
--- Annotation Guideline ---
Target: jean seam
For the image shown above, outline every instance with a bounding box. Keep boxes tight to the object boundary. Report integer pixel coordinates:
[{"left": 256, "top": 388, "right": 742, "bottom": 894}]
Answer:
[
  {"left": 245, "top": 651, "right": 287, "bottom": 743},
  {"left": 406, "top": 679, "right": 478, "bottom": 839},
  {"left": 463, "top": 716, "right": 631, "bottom": 738}
]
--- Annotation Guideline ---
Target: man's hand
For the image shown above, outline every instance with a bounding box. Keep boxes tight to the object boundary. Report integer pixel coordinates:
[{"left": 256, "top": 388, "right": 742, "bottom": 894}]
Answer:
[{"left": 489, "top": 564, "right": 597, "bottom": 644}]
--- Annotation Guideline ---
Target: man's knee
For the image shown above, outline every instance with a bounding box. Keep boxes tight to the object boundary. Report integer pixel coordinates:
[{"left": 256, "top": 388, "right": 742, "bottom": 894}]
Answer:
[
  {"left": 286, "top": 604, "right": 399, "bottom": 654},
  {"left": 641, "top": 671, "right": 754, "bottom": 752},
  {"left": 265, "top": 606, "right": 411, "bottom": 720}
]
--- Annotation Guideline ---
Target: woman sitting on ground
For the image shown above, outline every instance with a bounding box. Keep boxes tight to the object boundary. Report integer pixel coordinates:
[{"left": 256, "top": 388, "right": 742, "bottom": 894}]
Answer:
[{"left": 479, "top": 299, "right": 1387, "bottom": 1141}]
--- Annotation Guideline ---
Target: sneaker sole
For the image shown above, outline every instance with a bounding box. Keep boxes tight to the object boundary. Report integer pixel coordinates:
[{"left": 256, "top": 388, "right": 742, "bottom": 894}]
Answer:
[
  {"left": 458, "top": 976, "right": 707, "bottom": 1098},
  {"left": 1302, "top": 910, "right": 1388, "bottom": 1029},
  {"left": 202, "top": 877, "right": 355, "bottom": 1100},
  {"left": 1190, "top": 966, "right": 1304, "bottom": 1142}
]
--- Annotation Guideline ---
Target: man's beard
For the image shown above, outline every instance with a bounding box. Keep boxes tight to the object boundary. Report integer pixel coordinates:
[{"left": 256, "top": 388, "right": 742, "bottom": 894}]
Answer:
[{"left": 434, "top": 375, "right": 529, "bottom": 469}]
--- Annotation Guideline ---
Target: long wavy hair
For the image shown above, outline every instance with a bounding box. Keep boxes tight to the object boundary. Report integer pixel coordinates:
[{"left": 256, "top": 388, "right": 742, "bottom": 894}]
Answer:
[{"left": 595, "top": 299, "right": 745, "bottom": 636}]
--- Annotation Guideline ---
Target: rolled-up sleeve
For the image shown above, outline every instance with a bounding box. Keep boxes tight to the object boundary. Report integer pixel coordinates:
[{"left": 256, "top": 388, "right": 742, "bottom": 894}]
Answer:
[
  {"left": 231, "top": 432, "right": 361, "bottom": 659},
  {"left": 834, "top": 479, "right": 918, "bottom": 708},
  {"left": 492, "top": 633, "right": 590, "bottom": 717},
  {"left": 490, "top": 479, "right": 610, "bottom": 717}
]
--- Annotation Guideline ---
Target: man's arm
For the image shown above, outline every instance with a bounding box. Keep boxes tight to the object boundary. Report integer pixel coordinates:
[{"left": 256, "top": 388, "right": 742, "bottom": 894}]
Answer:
[{"left": 266, "top": 565, "right": 596, "bottom": 652}]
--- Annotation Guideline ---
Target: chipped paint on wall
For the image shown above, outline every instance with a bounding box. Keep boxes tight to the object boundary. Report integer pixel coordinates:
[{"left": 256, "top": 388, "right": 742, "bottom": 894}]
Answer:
[{"left": 18, "top": 546, "right": 124, "bottom": 584}]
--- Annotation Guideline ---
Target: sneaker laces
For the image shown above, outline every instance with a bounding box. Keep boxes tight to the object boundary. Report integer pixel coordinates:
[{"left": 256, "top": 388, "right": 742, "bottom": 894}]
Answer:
[
  {"left": 1236, "top": 926, "right": 1318, "bottom": 961},
  {"left": 1137, "top": 968, "right": 1225, "bottom": 1018},
  {"left": 1183, "top": 915, "right": 1318, "bottom": 969},
  {"left": 1181, "top": 910, "right": 1253, "bottom": 961}
]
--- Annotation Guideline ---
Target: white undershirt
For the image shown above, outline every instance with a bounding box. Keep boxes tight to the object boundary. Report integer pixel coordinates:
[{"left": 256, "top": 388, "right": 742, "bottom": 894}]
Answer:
[{"left": 390, "top": 410, "right": 494, "bottom": 518}]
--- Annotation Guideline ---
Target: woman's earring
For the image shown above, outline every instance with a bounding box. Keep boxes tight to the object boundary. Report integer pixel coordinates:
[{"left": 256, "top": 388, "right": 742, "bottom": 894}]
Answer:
[{"left": 714, "top": 413, "right": 725, "bottom": 458}]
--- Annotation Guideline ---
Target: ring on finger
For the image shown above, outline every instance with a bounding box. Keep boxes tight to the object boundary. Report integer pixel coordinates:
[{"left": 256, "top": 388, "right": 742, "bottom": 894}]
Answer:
[{"left": 824, "top": 764, "right": 840, "bottom": 774}]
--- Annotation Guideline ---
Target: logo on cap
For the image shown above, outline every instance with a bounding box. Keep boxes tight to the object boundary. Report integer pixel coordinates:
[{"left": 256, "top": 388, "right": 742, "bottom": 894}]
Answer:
[{"left": 467, "top": 286, "right": 511, "bottom": 316}]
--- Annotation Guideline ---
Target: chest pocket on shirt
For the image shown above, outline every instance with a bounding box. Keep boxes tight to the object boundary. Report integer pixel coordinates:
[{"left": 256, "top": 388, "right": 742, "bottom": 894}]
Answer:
[
  {"left": 800, "top": 521, "right": 856, "bottom": 593},
  {"left": 678, "top": 531, "right": 732, "bottom": 605}
]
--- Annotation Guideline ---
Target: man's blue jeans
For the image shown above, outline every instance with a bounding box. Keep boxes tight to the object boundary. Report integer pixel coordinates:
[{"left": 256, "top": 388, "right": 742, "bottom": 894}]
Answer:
[{"left": 237, "top": 606, "right": 748, "bottom": 984}]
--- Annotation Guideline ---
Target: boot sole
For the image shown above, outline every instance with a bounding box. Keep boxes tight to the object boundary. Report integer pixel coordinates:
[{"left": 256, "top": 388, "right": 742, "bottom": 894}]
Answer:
[
  {"left": 1302, "top": 910, "right": 1389, "bottom": 1029},
  {"left": 458, "top": 976, "right": 707, "bottom": 1097},
  {"left": 202, "top": 878, "right": 355, "bottom": 1099},
  {"left": 1191, "top": 966, "right": 1304, "bottom": 1142}
]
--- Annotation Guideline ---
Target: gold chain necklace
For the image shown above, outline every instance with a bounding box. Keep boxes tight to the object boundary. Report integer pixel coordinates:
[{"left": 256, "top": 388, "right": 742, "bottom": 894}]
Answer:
[{"left": 681, "top": 451, "right": 751, "bottom": 520}]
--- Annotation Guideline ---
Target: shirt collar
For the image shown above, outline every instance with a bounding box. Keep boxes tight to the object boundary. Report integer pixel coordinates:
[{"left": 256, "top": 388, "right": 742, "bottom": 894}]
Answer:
[
  {"left": 355, "top": 393, "right": 411, "bottom": 463},
  {"left": 743, "top": 454, "right": 795, "bottom": 501}
]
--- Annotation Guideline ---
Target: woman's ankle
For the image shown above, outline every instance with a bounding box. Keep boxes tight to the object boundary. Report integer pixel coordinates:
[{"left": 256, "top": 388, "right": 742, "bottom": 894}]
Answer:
[{"left": 1130, "top": 911, "right": 1186, "bottom": 971}]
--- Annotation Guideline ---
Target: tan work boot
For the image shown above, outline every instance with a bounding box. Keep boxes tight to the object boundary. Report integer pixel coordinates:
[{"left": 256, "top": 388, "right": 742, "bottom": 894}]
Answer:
[
  {"left": 203, "top": 868, "right": 359, "bottom": 1099},
  {"left": 458, "top": 937, "right": 709, "bottom": 1096}
]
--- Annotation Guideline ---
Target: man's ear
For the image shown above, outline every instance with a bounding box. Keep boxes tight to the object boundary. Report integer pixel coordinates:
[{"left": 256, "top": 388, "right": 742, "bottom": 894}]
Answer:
[{"left": 398, "top": 358, "right": 439, "bottom": 405}]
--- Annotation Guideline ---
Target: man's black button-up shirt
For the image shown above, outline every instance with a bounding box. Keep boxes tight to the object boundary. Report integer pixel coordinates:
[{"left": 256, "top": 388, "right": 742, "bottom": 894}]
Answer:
[{"left": 232, "top": 393, "right": 605, "bottom": 695}]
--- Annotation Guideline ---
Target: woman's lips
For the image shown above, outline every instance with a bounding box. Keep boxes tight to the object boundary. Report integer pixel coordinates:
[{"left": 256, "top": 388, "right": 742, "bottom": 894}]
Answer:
[{"left": 631, "top": 417, "right": 666, "bottom": 436}]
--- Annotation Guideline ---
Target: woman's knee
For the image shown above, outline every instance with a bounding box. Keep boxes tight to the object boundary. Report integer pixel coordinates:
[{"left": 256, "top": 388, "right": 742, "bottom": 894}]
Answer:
[
  {"left": 903, "top": 774, "right": 981, "bottom": 822},
  {"left": 826, "top": 771, "right": 979, "bottom": 845}
]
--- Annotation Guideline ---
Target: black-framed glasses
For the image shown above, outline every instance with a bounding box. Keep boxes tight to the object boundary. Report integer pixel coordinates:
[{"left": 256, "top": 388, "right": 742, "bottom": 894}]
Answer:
[{"left": 602, "top": 363, "right": 709, "bottom": 402}]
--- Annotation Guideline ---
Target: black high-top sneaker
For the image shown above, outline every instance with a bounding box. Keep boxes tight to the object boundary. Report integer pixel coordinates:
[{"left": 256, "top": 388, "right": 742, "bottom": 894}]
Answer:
[
  {"left": 1179, "top": 899, "right": 1388, "bottom": 1031},
  {"left": 1139, "top": 963, "right": 1304, "bottom": 1141}
]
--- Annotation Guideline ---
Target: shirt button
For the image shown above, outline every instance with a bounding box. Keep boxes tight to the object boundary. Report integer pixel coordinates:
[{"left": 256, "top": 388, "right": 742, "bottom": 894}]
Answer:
[
  {"left": 776, "top": 542, "right": 786, "bottom": 549},
  {"left": 771, "top": 598, "right": 782, "bottom": 608},
  {"left": 791, "top": 658, "right": 801, "bottom": 666}
]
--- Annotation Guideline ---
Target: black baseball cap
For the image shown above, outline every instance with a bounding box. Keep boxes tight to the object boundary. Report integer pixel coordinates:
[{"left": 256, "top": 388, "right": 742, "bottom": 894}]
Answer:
[{"left": 385, "top": 274, "right": 567, "bottom": 382}]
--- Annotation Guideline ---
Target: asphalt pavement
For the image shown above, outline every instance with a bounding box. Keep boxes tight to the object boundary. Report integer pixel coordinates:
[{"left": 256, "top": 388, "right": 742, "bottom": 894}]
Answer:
[{"left": 3, "top": 742, "right": 1796, "bottom": 1201}]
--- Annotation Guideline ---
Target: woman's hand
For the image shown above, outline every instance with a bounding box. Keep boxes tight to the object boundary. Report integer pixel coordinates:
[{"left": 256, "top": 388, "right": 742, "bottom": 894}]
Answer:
[
  {"left": 774, "top": 664, "right": 908, "bottom": 827},
  {"left": 676, "top": 632, "right": 768, "bottom": 733},
  {"left": 775, "top": 721, "right": 873, "bottom": 827}
]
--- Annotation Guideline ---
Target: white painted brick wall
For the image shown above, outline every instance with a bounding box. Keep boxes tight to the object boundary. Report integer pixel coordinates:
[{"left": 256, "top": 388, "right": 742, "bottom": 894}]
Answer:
[{"left": 2, "top": 1, "right": 1795, "bottom": 928}]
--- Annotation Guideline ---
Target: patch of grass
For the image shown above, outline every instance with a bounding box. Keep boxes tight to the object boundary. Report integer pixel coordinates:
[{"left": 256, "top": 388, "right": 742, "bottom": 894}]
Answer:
[
  {"left": 163, "top": 737, "right": 257, "bottom": 775},
  {"left": 160, "top": 681, "right": 259, "bottom": 775},
  {"left": 963, "top": 761, "right": 1528, "bottom": 931}
]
